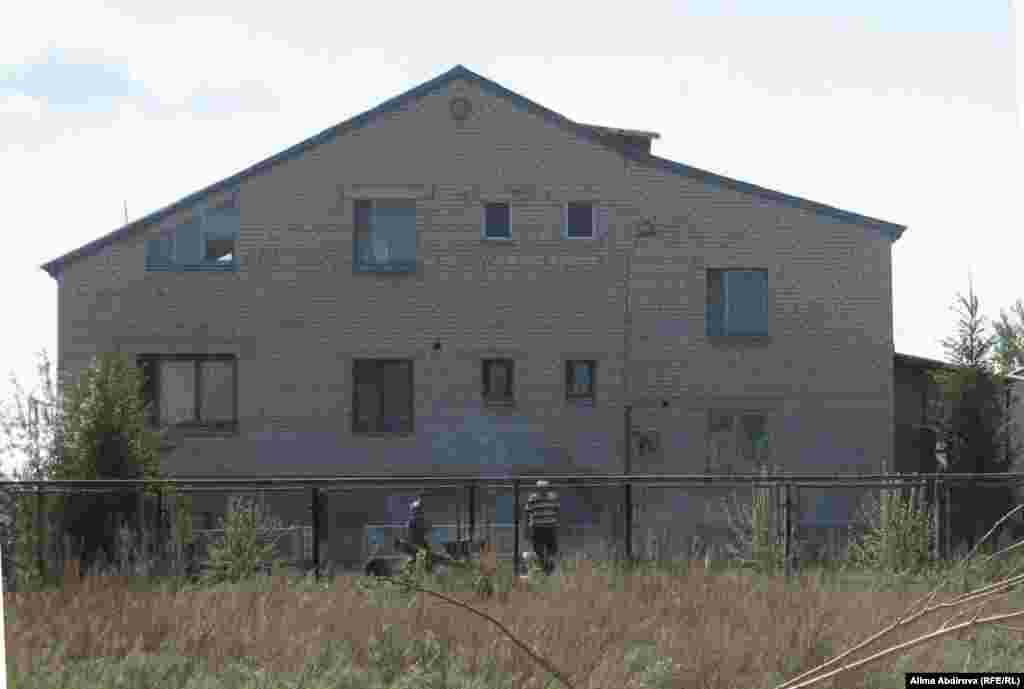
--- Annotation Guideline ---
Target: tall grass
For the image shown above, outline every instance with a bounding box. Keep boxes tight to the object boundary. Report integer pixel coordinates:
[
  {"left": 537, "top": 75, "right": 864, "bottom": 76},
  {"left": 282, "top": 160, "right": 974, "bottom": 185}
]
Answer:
[
  {"left": 847, "top": 486, "right": 933, "bottom": 575},
  {"left": 722, "top": 483, "right": 784, "bottom": 574},
  {"left": 9, "top": 493, "right": 1024, "bottom": 688}
]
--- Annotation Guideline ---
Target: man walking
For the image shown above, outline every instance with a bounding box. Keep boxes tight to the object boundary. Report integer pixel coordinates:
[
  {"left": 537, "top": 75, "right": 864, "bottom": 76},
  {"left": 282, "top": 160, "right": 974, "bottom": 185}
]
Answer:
[
  {"left": 525, "top": 480, "right": 560, "bottom": 575},
  {"left": 406, "top": 496, "right": 430, "bottom": 553}
]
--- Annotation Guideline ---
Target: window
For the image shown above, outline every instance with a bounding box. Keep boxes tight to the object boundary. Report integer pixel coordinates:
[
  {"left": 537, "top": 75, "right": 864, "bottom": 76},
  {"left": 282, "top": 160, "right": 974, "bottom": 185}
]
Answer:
[
  {"left": 354, "top": 199, "right": 417, "bottom": 272},
  {"left": 565, "top": 360, "right": 596, "bottom": 402},
  {"left": 706, "top": 410, "right": 770, "bottom": 472},
  {"left": 565, "top": 201, "right": 595, "bottom": 239},
  {"left": 482, "top": 202, "right": 512, "bottom": 240},
  {"left": 353, "top": 359, "right": 414, "bottom": 434},
  {"left": 145, "top": 199, "right": 239, "bottom": 271},
  {"left": 706, "top": 269, "right": 769, "bottom": 336},
  {"left": 482, "top": 359, "right": 515, "bottom": 406},
  {"left": 136, "top": 355, "right": 238, "bottom": 432}
]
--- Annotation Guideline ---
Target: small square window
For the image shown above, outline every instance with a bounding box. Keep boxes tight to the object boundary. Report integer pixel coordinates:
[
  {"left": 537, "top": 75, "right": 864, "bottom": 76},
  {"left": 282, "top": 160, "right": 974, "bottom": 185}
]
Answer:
[
  {"left": 566, "top": 202, "right": 594, "bottom": 238},
  {"left": 483, "top": 202, "right": 511, "bottom": 239},
  {"left": 482, "top": 359, "right": 514, "bottom": 405},
  {"left": 566, "top": 360, "right": 596, "bottom": 402}
]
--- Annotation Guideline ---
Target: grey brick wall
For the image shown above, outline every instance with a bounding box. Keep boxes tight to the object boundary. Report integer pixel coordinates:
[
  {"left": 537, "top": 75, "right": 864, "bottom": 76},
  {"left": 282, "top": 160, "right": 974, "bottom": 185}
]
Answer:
[{"left": 55, "top": 76, "right": 895, "bottom": 558}]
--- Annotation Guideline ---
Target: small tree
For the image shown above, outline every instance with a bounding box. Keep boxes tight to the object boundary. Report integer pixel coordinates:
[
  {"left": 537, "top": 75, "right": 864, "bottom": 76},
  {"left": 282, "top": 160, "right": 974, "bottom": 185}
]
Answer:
[
  {"left": 0, "top": 350, "right": 67, "bottom": 589},
  {"left": 1, "top": 350, "right": 192, "bottom": 585},
  {"left": 930, "top": 284, "right": 1021, "bottom": 550},
  {"left": 200, "top": 494, "right": 288, "bottom": 587},
  {"left": 54, "top": 352, "right": 171, "bottom": 574}
]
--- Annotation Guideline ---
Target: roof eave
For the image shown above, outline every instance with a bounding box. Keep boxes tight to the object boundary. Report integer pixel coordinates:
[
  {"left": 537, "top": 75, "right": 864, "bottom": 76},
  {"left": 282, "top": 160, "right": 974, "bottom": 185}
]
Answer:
[{"left": 639, "top": 153, "right": 906, "bottom": 242}]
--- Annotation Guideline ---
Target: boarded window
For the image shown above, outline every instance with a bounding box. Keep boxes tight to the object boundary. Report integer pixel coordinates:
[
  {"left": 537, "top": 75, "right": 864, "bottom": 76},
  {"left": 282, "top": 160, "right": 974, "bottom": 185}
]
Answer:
[
  {"left": 707, "top": 411, "right": 771, "bottom": 471},
  {"left": 706, "top": 269, "right": 769, "bottom": 336}
]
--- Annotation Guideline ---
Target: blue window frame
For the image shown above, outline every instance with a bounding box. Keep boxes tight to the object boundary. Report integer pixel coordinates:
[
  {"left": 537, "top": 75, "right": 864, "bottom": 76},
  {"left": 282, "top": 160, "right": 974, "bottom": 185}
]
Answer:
[
  {"left": 482, "top": 202, "right": 511, "bottom": 239},
  {"left": 565, "top": 202, "right": 594, "bottom": 239},
  {"left": 145, "top": 198, "right": 239, "bottom": 272},
  {"left": 354, "top": 199, "right": 417, "bottom": 273},
  {"left": 706, "top": 269, "right": 769, "bottom": 336}
]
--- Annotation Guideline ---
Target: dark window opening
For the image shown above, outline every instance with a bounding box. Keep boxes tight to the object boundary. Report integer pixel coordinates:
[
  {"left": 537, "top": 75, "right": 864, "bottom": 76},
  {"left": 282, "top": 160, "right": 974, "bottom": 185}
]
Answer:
[
  {"left": 353, "top": 359, "right": 414, "bottom": 434},
  {"left": 135, "top": 355, "right": 238, "bottom": 433},
  {"left": 567, "top": 202, "right": 594, "bottom": 238},
  {"left": 205, "top": 238, "right": 235, "bottom": 262},
  {"left": 565, "top": 360, "right": 596, "bottom": 402},
  {"left": 482, "top": 359, "right": 515, "bottom": 405},
  {"left": 484, "top": 202, "right": 511, "bottom": 239}
]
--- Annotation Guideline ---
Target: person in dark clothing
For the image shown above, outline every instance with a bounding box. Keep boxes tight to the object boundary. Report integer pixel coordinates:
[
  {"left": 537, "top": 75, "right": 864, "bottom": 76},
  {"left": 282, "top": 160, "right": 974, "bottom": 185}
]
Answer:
[
  {"left": 406, "top": 496, "right": 430, "bottom": 551},
  {"left": 525, "top": 480, "right": 560, "bottom": 575},
  {"left": 393, "top": 496, "right": 437, "bottom": 572}
]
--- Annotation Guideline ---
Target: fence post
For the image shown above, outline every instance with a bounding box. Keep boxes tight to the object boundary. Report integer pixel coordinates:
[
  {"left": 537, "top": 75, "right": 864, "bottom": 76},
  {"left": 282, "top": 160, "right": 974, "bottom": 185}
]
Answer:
[
  {"left": 625, "top": 481, "right": 633, "bottom": 566},
  {"left": 137, "top": 486, "right": 148, "bottom": 571},
  {"left": 5, "top": 490, "right": 15, "bottom": 593},
  {"left": 944, "top": 479, "right": 953, "bottom": 560},
  {"left": 469, "top": 483, "right": 477, "bottom": 547},
  {"left": 310, "top": 487, "right": 321, "bottom": 582},
  {"left": 35, "top": 487, "right": 44, "bottom": 585},
  {"left": 783, "top": 483, "right": 792, "bottom": 578},
  {"left": 513, "top": 480, "right": 521, "bottom": 577}
]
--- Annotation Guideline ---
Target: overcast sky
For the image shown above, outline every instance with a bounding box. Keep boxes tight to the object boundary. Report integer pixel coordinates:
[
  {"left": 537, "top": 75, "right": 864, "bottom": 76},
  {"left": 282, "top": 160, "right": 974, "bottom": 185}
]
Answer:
[{"left": 1, "top": 2, "right": 1021, "bottom": 476}]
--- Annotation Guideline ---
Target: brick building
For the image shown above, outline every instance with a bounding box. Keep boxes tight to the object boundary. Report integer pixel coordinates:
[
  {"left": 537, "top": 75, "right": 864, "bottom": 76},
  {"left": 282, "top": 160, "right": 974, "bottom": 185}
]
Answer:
[{"left": 42, "top": 65, "right": 905, "bottom": 566}]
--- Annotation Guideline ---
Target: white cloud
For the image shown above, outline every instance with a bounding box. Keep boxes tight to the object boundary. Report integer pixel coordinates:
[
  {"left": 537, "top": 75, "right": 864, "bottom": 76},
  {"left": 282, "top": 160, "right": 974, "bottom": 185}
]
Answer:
[{"left": 0, "top": 92, "right": 43, "bottom": 119}]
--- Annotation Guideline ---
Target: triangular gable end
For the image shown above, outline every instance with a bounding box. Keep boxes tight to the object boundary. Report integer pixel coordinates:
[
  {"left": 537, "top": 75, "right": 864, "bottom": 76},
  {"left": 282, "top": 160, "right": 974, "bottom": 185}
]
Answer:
[{"left": 41, "top": 64, "right": 905, "bottom": 278}]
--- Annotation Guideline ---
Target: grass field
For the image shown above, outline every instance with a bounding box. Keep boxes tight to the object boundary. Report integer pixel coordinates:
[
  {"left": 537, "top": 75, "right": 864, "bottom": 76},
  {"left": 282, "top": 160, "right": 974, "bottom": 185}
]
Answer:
[{"left": 5, "top": 551, "right": 1024, "bottom": 689}]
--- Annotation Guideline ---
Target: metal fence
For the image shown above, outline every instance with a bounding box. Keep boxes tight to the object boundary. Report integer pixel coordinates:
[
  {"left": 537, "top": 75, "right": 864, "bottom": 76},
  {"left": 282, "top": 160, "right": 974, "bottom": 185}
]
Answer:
[{"left": 3, "top": 471, "right": 1023, "bottom": 586}]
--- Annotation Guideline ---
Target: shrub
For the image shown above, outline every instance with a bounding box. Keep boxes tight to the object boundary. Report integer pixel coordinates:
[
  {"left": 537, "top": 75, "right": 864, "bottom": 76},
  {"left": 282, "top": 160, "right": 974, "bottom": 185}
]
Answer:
[
  {"left": 200, "top": 494, "right": 288, "bottom": 587},
  {"left": 721, "top": 484, "right": 783, "bottom": 574},
  {"left": 847, "top": 486, "right": 932, "bottom": 574}
]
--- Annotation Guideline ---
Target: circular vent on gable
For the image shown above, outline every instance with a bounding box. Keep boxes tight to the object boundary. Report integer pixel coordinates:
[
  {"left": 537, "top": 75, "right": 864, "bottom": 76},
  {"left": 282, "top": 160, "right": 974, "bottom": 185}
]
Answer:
[{"left": 450, "top": 97, "right": 472, "bottom": 122}]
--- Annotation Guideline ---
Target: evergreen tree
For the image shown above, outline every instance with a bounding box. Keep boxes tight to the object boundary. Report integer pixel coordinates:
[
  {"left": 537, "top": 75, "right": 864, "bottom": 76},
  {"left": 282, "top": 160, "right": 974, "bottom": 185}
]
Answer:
[{"left": 930, "top": 283, "right": 1020, "bottom": 550}]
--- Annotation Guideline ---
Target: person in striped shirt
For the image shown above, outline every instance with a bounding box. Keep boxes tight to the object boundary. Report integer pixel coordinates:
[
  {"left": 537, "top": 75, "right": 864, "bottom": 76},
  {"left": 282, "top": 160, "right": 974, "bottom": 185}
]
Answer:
[{"left": 525, "top": 480, "right": 560, "bottom": 575}]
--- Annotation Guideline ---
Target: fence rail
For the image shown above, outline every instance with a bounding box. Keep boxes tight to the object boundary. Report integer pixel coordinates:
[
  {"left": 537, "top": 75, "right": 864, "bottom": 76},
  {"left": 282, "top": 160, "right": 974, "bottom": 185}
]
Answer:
[{"left": 3, "top": 471, "right": 1021, "bottom": 586}]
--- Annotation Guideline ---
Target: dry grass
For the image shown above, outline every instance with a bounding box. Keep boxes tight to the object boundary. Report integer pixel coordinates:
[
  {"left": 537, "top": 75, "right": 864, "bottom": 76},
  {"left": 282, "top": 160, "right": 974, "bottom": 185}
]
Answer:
[{"left": 6, "top": 554, "right": 1024, "bottom": 689}]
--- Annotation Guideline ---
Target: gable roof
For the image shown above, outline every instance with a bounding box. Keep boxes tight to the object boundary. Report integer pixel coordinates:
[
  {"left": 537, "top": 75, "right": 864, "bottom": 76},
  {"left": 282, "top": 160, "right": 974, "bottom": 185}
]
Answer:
[{"left": 41, "top": 64, "right": 906, "bottom": 278}]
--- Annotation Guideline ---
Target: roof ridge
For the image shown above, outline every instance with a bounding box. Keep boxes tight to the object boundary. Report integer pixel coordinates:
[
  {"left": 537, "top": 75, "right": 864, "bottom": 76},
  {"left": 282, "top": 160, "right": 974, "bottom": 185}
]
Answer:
[{"left": 41, "top": 63, "right": 904, "bottom": 277}]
